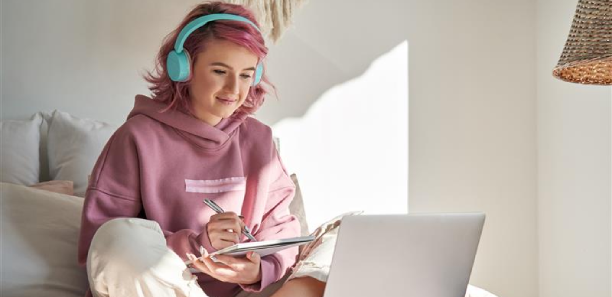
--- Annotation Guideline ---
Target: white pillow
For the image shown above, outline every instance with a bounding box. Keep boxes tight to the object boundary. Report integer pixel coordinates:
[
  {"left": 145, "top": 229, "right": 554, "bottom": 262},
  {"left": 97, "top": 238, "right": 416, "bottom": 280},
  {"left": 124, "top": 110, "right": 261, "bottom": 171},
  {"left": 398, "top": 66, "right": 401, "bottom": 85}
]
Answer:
[
  {"left": 47, "top": 110, "right": 116, "bottom": 197},
  {"left": 0, "top": 182, "right": 88, "bottom": 297},
  {"left": 289, "top": 173, "right": 310, "bottom": 236},
  {"left": 0, "top": 113, "right": 43, "bottom": 185}
]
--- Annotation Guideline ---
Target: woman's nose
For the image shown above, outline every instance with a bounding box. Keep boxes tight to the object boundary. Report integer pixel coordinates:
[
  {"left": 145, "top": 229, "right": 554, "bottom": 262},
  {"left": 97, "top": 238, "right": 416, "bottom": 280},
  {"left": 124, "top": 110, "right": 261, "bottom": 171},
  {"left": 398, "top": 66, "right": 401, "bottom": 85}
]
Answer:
[{"left": 224, "top": 75, "right": 240, "bottom": 94}]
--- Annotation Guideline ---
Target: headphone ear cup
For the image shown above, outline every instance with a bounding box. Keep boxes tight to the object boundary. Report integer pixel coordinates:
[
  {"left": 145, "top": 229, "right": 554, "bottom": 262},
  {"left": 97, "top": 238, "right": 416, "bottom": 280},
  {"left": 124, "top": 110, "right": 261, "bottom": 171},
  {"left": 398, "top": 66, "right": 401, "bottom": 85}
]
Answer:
[
  {"left": 252, "top": 62, "right": 263, "bottom": 86},
  {"left": 167, "top": 50, "right": 191, "bottom": 82}
]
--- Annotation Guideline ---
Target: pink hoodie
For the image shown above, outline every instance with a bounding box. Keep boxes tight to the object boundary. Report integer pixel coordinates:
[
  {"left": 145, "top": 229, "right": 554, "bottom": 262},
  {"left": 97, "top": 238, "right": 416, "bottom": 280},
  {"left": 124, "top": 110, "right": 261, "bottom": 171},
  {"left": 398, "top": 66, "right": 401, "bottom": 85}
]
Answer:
[{"left": 78, "top": 95, "right": 300, "bottom": 297}]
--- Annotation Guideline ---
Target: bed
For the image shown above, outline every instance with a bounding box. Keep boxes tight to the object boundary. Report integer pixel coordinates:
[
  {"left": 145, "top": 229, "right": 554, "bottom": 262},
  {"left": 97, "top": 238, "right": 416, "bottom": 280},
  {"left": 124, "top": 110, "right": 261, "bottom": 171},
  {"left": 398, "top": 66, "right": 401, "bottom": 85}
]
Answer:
[{"left": 0, "top": 110, "right": 497, "bottom": 297}]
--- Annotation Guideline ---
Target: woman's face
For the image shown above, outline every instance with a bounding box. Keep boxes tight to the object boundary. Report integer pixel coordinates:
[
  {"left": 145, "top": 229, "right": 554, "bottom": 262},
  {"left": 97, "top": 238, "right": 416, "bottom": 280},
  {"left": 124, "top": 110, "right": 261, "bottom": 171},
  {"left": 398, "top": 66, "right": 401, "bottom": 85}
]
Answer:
[{"left": 188, "top": 39, "right": 259, "bottom": 126}]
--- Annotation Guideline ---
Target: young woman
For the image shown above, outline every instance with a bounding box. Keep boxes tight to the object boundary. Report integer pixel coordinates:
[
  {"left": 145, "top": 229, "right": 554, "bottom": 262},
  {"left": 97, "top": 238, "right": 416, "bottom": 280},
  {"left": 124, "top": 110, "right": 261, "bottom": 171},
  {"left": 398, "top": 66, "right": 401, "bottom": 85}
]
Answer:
[{"left": 78, "top": 2, "right": 327, "bottom": 297}]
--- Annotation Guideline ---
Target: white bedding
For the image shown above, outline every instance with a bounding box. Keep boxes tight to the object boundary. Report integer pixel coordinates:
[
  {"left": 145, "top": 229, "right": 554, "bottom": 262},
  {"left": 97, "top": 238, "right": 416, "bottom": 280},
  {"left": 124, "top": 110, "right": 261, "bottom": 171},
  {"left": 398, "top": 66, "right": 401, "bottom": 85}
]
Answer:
[
  {"left": 0, "top": 181, "right": 499, "bottom": 297},
  {"left": 0, "top": 182, "right": 89, "bottom": 297}
]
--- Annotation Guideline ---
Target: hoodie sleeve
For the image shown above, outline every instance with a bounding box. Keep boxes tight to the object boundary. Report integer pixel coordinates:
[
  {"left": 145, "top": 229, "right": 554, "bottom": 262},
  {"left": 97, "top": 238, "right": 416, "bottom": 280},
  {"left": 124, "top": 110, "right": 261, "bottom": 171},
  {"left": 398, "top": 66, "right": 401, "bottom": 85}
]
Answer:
[
  {"left": 240, "top": 145, "right": 301, "bottom": 292},
  {"left": 78, "top": 125, "right": 216, "bottom": 266},
  {"left": 78, "top": 128, "right": 143, "bottom": 266},
  {"left": 163, "top": 227, "right": 216, "bottom": 259}
]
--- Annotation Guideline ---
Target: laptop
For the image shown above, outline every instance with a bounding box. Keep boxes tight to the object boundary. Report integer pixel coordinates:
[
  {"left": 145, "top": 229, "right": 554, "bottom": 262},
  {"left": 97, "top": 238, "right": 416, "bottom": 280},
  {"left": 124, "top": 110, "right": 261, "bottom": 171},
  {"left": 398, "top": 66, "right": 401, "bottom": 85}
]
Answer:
[{"left": 323, "top": 213, "right": 485, "bottom": 297}]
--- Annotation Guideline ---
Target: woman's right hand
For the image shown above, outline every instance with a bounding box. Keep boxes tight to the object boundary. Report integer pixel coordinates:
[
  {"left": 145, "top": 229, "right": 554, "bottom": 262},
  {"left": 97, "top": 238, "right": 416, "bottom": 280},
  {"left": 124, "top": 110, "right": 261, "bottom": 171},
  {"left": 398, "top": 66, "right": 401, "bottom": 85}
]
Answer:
[{"left": 207, "top": 212, "right": 245, "bottom": 250}]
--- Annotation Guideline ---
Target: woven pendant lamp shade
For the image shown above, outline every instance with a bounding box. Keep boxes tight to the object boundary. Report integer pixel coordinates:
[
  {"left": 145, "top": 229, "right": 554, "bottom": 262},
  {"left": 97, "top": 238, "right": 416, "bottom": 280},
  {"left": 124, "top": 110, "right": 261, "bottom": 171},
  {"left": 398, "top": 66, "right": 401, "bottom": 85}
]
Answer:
[{"left": 553, "top": 0, "right": 612, "bottom": 85}]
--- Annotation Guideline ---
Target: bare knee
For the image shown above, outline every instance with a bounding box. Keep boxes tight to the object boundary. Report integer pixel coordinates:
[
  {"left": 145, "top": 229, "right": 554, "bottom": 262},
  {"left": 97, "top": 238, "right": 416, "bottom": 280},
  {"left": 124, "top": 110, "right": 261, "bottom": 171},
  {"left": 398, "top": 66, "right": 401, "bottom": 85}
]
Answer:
[{"left": 271, "top": 277, "right": 325, "bottom": 297}]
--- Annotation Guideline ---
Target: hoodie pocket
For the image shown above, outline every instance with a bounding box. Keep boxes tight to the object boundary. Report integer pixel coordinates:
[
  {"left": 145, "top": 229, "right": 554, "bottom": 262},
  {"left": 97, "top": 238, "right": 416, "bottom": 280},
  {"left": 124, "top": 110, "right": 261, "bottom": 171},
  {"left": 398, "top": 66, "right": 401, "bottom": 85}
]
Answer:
[
  {"left": 184, "top": 177, "right": 246, "bottom": 194},
  {"left": 184, "top": 178, "right": 247, "bottom": 226}
]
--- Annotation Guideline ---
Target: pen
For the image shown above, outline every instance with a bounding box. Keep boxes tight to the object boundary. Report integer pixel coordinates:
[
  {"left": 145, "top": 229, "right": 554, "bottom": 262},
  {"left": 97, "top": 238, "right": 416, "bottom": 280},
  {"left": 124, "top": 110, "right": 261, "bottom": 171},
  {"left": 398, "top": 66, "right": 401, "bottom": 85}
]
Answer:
[{"left": 203, "top": 199, "right": 257, "bottom": 242}]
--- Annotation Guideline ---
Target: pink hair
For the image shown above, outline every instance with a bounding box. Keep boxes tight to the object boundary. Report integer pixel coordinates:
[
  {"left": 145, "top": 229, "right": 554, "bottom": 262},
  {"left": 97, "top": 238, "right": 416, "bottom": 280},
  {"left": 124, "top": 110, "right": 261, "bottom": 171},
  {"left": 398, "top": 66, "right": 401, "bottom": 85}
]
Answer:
[{"left": 143, "top": 2, "right": 273, "bottom": 118}]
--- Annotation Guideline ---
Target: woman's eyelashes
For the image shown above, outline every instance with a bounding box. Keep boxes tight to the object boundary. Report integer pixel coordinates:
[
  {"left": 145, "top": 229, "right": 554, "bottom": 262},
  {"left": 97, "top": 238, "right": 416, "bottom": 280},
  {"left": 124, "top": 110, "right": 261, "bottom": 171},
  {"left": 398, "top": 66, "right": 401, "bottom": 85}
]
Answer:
[{"left": 213, "top": 69, "right": 252, "bottom": 80}]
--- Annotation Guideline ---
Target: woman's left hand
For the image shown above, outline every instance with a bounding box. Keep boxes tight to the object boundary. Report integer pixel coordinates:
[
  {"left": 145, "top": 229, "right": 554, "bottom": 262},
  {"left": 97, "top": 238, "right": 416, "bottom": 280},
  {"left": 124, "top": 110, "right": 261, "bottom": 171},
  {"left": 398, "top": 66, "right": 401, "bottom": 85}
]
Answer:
[{"left": 187, "top": 250, "right": 262, "bottom": 285}]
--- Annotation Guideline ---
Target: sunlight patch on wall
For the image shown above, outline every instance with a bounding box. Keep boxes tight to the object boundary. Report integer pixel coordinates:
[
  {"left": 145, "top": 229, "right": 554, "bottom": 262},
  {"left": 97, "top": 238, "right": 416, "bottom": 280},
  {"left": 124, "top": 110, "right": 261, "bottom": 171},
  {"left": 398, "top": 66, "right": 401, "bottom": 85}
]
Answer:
[{"left": 273, "top": 41, "right": 408, "bottom": 230}]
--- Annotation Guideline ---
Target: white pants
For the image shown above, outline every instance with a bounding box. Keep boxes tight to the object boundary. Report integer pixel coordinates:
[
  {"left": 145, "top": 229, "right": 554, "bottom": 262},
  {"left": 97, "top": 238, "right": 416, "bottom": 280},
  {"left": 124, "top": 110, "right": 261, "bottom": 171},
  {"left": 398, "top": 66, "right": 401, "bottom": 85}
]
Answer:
[{"left": 86, "top": 218, "right": 315, "bottom": 297}]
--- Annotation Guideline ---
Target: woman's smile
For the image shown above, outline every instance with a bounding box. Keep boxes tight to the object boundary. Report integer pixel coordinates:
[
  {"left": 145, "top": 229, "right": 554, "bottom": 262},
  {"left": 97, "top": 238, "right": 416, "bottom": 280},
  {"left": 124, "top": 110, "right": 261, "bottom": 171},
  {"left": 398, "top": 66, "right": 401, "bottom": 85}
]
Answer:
[{"left": 216, "top": 96, "right": 238, "bottom": 105}]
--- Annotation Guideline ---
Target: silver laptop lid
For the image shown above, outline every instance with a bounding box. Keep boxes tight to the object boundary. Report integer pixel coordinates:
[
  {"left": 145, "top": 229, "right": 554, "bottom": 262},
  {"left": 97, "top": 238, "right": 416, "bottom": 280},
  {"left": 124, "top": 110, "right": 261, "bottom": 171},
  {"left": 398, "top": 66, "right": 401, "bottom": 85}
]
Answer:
[{"left": 323, "top": 213, "right": 485, "bottom": 297}]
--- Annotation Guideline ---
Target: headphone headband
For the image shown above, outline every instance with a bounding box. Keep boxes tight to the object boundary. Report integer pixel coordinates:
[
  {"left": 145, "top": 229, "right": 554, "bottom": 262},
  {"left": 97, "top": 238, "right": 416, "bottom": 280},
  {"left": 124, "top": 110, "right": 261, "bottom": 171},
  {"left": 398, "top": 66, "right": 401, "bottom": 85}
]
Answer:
[{"left": 174, "top": 13, "right": 261, "bottom": 53}]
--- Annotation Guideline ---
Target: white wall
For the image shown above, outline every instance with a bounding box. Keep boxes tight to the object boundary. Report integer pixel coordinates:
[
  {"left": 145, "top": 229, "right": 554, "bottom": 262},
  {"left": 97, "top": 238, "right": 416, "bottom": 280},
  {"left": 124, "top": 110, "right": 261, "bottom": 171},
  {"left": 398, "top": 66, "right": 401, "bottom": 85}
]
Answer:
[
  {"left": 2, "top": 1, "right": 543, "bottom": 297},
  {"left": 1, "top": 0, "right": 203, "bottom": 125},
  {"left": 400, "top": 1, "right": 537, "bottom": 296},
  {"left": 536, "top": 1, "right": 612, "bottom": 297}
]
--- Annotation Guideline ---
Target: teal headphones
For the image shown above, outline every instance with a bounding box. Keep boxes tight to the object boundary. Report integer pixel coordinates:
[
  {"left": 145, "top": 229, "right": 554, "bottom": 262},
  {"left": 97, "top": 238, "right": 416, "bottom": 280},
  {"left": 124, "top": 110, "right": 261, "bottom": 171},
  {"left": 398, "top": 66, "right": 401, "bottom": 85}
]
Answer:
[{"left": 167, "top": 13, "right": 264, "bottom": 86}]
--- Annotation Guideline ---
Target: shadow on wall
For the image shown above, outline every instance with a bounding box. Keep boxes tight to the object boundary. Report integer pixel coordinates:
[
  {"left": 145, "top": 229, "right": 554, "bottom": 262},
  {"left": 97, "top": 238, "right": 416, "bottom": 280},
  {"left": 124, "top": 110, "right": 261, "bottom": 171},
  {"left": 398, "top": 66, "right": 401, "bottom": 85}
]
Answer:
[
  {"left": 271, "top": 41, "right": 409, "bottom": 230},
  {"left": 257, "top": 0, "right": 417, "bottom": 126}
]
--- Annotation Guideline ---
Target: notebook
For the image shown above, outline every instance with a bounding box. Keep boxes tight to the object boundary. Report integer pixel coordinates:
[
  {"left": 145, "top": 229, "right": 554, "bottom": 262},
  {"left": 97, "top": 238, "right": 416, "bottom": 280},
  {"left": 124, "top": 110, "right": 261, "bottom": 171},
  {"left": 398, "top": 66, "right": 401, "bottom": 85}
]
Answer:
[{"left": 210, "top": 235, "right": 315, "bottom": 257}]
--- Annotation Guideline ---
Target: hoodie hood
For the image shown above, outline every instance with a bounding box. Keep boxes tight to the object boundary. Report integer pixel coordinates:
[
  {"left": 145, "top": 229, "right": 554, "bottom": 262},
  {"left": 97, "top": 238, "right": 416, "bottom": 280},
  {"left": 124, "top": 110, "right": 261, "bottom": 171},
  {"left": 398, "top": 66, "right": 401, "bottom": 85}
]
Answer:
[{"left": 128, "top": 95, "right": 247, "bottom": 149}]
